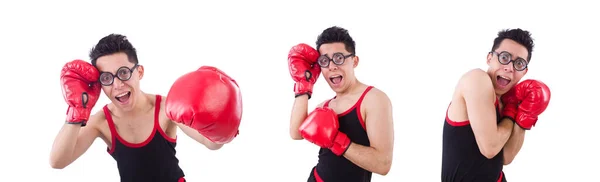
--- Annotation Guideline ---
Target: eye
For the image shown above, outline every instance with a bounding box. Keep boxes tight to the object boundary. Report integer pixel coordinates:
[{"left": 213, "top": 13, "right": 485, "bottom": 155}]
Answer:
[
  {"left": 515, "top": 59, "right": 527, "bottom": 69},
  {"left": 116, "top": 68, "right": 130, "bottom": 77},
  {"left": 99, "top": 73, "right": 112, "bottom": 83},
  {"left": 499, "top": 54, "right": 510, "bottom": 62},
  {"left": 317, "top": 56, "right": 329, "bottom": 66},
  {"left": 333, "top": 54, "right": 345, "bottom": 63}
]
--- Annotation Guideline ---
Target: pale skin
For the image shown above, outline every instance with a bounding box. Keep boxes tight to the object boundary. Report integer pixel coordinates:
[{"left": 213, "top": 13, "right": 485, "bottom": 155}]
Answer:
[
  {"left": 50, "top": 53, "right": 222, "bottom": 169},
  {"left": 289, "top": 43, "right": 394, "bottom": 175},
  {"left": 446, "top": 39, "right": 528, "bottom": 162}
]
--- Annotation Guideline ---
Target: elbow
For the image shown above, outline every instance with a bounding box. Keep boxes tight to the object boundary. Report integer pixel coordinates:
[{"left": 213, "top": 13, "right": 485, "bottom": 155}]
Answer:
[
  {"left": 376, "top": 167, "right": 391, "bottom": 176},
  {"left": 478, "top": 141, "right": 502, "bottom": 159},
  {"left": 503, "top": 153, "right": 515, "bottom": 165},
  {"left": 503, "top": 158, "right": 513, "bottom": 165},
  {"left": 206, "top": 144, "right": 224, "bottom": 151},
  {"left": 375, "top": 157, "right": 392, "bottom": 176},
  {"left": 289, "top": 130, "right": 304, "bottom": 140},
  {"left": 480, "top": 147, "right": 500, "bottom": 159},
  {"left": 49, "top": 158, "right": 66, "bottom": 169},
  {"left": 290, "top": 135, "right": 303, "bottom": 140}
]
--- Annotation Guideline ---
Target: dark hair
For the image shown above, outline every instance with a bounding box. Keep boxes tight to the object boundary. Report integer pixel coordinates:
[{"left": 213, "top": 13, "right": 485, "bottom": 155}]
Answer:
[
  {"left": 491, "top": 28, "right": 535, "bottom": 61},
  {"left": 316, "top": 26, "right": 356, "bottom": 55},
  {"left": 89, "top": 34, "right": 138, "bottom": 66}
]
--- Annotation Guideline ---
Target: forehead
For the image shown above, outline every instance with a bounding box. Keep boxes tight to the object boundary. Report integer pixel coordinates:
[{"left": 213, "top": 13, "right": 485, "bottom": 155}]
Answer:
[
  {"left": 95, "top": 53, "right": 133, "bottom": 71},
  {"left": 318, "top": 42, "right": 348, "bottom": 55},
  {"left": 496, "top": 39, "right": 529, "bottom": 60}
]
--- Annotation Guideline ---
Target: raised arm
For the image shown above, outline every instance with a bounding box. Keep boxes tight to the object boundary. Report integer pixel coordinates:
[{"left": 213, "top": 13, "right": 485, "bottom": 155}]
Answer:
[
  {"left": 461, "top": 70, "right": 514, "bottom": 159},
  {"left": 287, "top": 43, "right": 321, "bottom": 140},
  {"left": 343, "top": 89, "right": 394, "bottom": 175},
  {"left": 50, "top": 59, "right": 103, "bottom": 169}
]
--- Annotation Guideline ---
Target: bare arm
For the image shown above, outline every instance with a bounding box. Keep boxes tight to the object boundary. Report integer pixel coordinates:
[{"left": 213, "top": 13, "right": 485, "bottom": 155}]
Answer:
[
  {"left": 290, "top": 95, "right": 325, "bottom": 140},
  {"left": 503, "top": 124, "right": 526, "bottom": 165},
  {"left": 49, "top": 111, "right": 103, "bottom": 169},
  {"left": 175, "top": 123, "right": 223, "bottom": 150},
  {"left": 462, "top": 70, "right": 514, "bottom": 159},
  {"left": 343, "top": 89, "right": 394, "bottom": 175}
]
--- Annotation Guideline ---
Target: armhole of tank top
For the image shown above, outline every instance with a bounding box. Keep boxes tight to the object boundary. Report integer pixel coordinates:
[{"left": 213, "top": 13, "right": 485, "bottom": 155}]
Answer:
[
  {"left": 445, "top": 102, "right": 470, "bottom": 127},
  {"left": 323, "top": 98, "right": 333, "bottom": 108},
  {"left": 155, "top": 95, "right": 177, "bottom": 143},
  {"left": 355, "top": 86, "right": 373, "bottom": 131},
  {"left": 103, "top": 105, "right": 117, "bottom": 154}
]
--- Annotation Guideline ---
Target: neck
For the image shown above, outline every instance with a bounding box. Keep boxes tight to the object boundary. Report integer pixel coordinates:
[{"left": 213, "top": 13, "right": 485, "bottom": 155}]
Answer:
[
  {"left": 114, "top": 92, "right": 152, "bottom": 117},
  {"left": 335, "top": 78, "right": 363, "bottom": 98}
]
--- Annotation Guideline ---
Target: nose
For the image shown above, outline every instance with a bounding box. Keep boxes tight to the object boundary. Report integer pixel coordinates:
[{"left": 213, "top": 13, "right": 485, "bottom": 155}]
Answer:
[
  {"left": 112, "top": 77, "right": 125, "bottom": 89},
  {"left": 327, "top": 61, "right": 338, "bottom": 71},
  {"left": 503, "top": 62, "right": 514, "bottom": 72}
]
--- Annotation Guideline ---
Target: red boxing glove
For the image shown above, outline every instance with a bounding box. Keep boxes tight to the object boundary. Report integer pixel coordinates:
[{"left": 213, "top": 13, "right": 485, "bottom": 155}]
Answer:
[
  {"left": 288, "top": 43, "right": 321, "bottom": 99},
  {"left": 166, "top": 66, "right": 243, "bottom": 144},
  {"left": 299, "top": 107, "right": 351, "bottom": 156},
  {"left": 501, "top": 79, "right": 551, "bottom": 130},
  {"left": 60, "top": 60, "right": 102, "bottom": 126}
]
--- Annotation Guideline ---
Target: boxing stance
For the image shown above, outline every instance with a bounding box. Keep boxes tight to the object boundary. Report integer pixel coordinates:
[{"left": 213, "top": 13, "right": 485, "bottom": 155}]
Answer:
[
  {"left": 50, "top": 34, "right": 242, "bottom": 182},
  {"left": 441, "top": 29, "right": 550, "bottom": 182},
  {"left": 289, "top": 26, "right": 394, "bottom": 182}
]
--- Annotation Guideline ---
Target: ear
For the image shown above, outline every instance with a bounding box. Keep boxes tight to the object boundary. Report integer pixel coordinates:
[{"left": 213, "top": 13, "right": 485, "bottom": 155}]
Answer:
[
  {"left": 486, "top": 53, "right": 493, "bottom": 66},
  {"left": 137, "top": 65, "right": 144, "bottom": 80},
  {"left": 353, "top": 56, "right": 359, "bottom": 68}
]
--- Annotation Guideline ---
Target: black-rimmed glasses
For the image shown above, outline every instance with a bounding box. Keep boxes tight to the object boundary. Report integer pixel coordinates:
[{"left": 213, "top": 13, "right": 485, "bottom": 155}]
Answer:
[
  {"left": 98, "top": 64, "right": 139, "bottom": 86},
  {"left": 317, "top": 52, "right": 354, "bottom": 68},
  {"left": 490, "top": 51, "right": 528, "bottom": 71}
]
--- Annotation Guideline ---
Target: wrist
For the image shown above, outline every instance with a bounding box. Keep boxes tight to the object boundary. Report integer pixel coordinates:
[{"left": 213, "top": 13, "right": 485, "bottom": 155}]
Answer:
[
  {"left": 331, "top": 132, "right": 351, "bottom": 156},
  {"left": 66, "top": 107, "right": 90, "bottom": 127},
  {"left": 294, "top": 82, "right": 314, "bottom": 99}
]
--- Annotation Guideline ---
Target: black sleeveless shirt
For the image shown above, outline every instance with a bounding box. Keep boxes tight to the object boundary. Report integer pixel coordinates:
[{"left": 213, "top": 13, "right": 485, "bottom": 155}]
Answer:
[
  {"left": 104, "top": 95, "right": 186, "bottom": 182},
  {"left": 441, "top": 98, "right": 505, "bottom": 182},
  {"left": 308, "top": 86, "right": 374, "bottom": 182}
]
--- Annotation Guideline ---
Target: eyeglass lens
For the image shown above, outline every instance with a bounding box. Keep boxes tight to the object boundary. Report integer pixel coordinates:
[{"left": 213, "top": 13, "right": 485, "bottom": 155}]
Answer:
[{"left": 99, "top": 66, "right": 134, "bottom": 86}]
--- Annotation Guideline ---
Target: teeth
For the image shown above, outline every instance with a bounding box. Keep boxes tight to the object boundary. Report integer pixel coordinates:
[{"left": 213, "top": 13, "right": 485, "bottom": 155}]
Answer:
[
  {"left": 499, "top": 75, "right": 510, "bottom": 80},
  {"left": 116, "top": 92, "right": 128, "bottom": 97},
  {"left": 330, "top": 75, "right": 342, "bottom": 78}
]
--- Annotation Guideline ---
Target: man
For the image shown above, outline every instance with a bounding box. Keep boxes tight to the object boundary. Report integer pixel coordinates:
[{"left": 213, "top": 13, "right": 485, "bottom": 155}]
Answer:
[
  {"left": 49, "top": 34, "right": 242, "bottom": 182},
  {"left": 441, "top": 29, "right": 551, "bottom": 181},
  {"left": 288, "top": 26, "right": 394, "bottom": 182}
]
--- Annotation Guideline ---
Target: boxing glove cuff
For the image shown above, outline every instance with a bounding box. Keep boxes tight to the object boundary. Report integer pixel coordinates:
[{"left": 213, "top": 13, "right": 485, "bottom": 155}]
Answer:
[
  {"left": 66, "top": 106, "right": 89, "bottom": 126},
  {"left": 515, "top": 113, "right": 537, "bottom": 130},
  {"left": 330, "top": 132, "right": 351, "bottom": 156},
  {"left": 501, "top": 103, "right": 518, "bottom": 121},
  {"left": 294, "top": 81, "right": 314, "bottom": 99}
]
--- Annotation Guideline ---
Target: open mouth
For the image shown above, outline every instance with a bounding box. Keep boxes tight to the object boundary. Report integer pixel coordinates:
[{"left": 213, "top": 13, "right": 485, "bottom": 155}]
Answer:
[
  {"left": 496, "top": 75, "right": 511, "bottom": 87},
  {"left": 329, "top": 75, "right": 343, "bottom": 85},
  {"left": 115, "top": 91, "right": 131, "bottom": 103}
]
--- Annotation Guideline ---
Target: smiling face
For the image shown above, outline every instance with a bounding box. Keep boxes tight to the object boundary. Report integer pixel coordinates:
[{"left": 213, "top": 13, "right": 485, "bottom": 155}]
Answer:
[
  {"left": 486, "top": 38, "right": 529, "bottom": 95},
  {"left": 318, "top": 42, "right": 359, "bottom": 93},
  {"left": 95, "top": 52, "right": 144, "bottom": 112}
]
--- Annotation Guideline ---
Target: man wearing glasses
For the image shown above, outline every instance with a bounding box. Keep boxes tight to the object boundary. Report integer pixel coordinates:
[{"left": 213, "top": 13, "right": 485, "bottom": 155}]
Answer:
[
  {"left": 288, "top": 26, "right": 394, "bottom": 182},
  {"left": 50, "top": 34, "right": 242, "bottom": 182},
  {"left": 441, "top": 29, "right": 551, "bottom": 181}
]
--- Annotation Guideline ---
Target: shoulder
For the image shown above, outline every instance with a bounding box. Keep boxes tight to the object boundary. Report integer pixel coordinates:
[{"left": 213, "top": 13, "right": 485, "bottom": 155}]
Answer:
[
  {"left": 363, "top": 87, "right": 392, "bottom": 110},
  {"left": 458, "top": 69, "right": 494, "bottom": 92},
  {"left": 365, "top": 87, "right": 391, "bottom": 104},
  {"left": 316, "top": 99, "right": 329, "bottom": 108}
]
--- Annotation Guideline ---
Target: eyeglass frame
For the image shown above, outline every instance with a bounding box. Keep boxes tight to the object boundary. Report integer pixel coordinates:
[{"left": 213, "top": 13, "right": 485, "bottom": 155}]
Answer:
[
  {"left": 489, "top": 51, "right": 529, "bottom": 71},
  {"left": 98, "top": 64, "right": 140, "bottom": 86},
  {"left": 317, "top": 52, "right": 355, "bottom": 68}
]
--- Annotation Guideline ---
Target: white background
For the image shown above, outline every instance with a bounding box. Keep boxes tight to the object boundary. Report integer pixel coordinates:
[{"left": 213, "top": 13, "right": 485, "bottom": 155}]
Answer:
[{"left": 0, "top": 0, "right": 598, "bottom": 181}]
